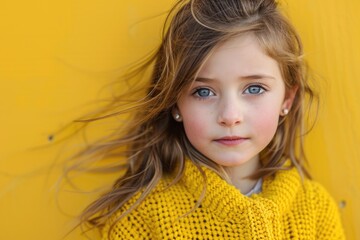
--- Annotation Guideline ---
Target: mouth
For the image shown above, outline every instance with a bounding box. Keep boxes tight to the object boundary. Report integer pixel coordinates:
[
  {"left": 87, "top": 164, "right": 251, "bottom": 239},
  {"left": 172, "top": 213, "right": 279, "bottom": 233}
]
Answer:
[{"left": 214, "top": 136, "right": 248, "bottom": 146}]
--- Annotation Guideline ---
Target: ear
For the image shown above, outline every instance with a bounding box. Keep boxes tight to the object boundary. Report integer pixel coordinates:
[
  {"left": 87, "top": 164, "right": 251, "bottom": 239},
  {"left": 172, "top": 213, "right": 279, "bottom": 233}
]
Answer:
[
  {"left": 172, "top": 106, "right": 183, "bottom": 122},
  {"left": 280, "top": 86, "right": 298, "bottom": 116}
]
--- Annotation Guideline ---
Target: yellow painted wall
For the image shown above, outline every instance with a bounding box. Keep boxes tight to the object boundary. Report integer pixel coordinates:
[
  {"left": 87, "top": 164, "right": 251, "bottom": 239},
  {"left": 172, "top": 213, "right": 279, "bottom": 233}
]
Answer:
[{"left": 0, "top": 0, "right": 358, "bottom": 239}]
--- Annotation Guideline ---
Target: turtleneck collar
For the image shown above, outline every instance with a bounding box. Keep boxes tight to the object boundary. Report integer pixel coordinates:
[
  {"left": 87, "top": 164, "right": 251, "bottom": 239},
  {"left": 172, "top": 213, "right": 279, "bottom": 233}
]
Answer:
[{"left": 180, "top": 160, "right": 302, "bottom": 219}]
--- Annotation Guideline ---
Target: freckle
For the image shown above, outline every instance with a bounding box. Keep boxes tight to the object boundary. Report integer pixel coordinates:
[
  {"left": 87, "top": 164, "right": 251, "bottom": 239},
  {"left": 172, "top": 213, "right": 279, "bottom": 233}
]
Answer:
[
  {"left": 48, "top": 135, "right": 54, "bottom": 142},
  {"left": 339, "top": 200, "right": 346, "bottom": 209}
]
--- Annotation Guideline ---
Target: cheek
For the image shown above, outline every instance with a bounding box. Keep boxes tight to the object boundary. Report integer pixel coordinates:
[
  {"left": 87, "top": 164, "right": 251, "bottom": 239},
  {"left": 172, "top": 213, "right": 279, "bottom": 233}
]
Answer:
[
  {"left": 182, "top": 114, "right": 208, "bottom": 141},
  {"left": 250, "top": 108, "right": 280, "bottom": 139},
  {"left": 178, "top": 101, "right": 211, "bottom": 144}
]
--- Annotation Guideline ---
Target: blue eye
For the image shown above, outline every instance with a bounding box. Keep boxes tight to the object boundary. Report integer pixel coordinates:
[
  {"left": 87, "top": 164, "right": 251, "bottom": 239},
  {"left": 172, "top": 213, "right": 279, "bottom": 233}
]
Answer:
[
  {"left": 244, "top": 85, "right": 265, "bottom": 95},
  {"left": 194, "top": 88, "right": 215, "bottom": 98}
]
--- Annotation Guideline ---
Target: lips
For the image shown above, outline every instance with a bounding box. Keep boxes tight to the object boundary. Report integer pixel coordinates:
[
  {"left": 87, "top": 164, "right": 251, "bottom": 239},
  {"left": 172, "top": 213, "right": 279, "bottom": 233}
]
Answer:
[{"left": 214, "top": 136, "right": 248, "bottom": 146}]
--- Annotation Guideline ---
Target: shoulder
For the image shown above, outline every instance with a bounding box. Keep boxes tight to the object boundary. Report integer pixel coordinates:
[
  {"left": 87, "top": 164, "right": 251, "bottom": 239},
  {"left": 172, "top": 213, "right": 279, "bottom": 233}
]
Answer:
[
  {"left": 121, "top": 174, "right": 192, "bottom": 213},
  {"left": 134, "top": 175, "right": 196, "bottom": 217},
  {"left": 301, "top": 179, "right": 341, "bottom": 217},
  {"left": 101, "top": 175, "right": 195, "bottom": 239},
  {"left": 297, "top": 177, "right": 345, "bottom": 239},
  {"left": 268, "top": 166, "right": 340, "bottom": 211},
  {"left": 266, "top": 167, "right": 345, "bottom": 239},
  {"left": 274, "top": 167, "right": 341, "bottom": 218},
  {"left": 300, "top": 178, "right": 339, "bottom": 215}
]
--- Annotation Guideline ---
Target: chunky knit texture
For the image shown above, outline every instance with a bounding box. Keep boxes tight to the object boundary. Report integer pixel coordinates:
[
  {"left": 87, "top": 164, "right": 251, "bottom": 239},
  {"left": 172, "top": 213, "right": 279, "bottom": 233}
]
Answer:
[{"left": 102, "top": 161, "right": 345, "bottom": 239}]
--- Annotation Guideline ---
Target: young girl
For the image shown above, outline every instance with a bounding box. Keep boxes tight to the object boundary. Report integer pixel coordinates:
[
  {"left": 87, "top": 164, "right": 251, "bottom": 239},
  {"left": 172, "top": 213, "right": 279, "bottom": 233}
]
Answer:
[{"left": 75, "top": 0, "right": 345, "bottom": 239}]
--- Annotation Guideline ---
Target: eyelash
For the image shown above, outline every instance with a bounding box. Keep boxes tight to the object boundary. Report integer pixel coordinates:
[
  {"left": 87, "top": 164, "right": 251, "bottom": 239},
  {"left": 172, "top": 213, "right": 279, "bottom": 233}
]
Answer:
[
  {"left": 243, "top": 85, "right": 267, "bottom": 95},
  {"left": 192, "top": 84, "right": 267, "bottom": 99},
  {"left": 192, "top": 88, "right": 215, "bottom": 98}
]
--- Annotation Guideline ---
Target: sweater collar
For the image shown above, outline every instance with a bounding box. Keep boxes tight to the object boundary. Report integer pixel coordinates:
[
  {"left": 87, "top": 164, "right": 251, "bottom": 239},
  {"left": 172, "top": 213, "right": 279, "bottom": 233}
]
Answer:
[{"left": 180, "top": 160, "right": 302, "bottom": 218}]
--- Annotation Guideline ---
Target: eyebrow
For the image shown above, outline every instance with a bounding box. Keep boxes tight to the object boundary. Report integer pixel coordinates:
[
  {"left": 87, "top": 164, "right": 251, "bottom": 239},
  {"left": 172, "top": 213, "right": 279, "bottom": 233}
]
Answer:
[{"left": 195, "top": 74, "right": 276, "bottom": 82}]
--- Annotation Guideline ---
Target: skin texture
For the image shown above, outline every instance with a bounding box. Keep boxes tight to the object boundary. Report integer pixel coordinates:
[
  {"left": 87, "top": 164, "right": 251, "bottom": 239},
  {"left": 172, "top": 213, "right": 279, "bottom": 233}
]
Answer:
[{"left": 175, "top": 34, "right": 296, "bottom": 193}]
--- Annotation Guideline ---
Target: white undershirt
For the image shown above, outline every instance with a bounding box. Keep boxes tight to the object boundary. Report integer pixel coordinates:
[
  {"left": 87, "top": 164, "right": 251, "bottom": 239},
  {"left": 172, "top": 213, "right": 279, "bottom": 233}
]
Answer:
[{"left": 244, "top": 178, "right": 263, "bottom": 196}]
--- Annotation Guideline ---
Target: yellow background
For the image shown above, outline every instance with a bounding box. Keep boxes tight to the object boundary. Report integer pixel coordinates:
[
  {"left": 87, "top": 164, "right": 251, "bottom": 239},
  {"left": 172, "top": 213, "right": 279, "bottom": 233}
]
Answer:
[{"left": 0, "top": 0, "right": 359, "bottom": 239}]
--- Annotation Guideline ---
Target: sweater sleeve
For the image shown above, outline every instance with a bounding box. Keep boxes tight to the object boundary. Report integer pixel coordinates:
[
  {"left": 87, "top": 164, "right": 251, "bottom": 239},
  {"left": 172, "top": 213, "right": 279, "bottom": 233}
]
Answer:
[
  {"left": 101, "top": 208, "right": 152, "bottom": 240},
  {"left": 312, "top": 182, "right": 346, "bottom": 240}
]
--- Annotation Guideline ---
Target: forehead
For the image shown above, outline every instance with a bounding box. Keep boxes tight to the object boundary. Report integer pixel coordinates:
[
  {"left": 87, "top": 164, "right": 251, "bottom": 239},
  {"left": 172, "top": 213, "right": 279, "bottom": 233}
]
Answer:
[{"left": 196, "top": 34, "right": 282, "bottom": 80}]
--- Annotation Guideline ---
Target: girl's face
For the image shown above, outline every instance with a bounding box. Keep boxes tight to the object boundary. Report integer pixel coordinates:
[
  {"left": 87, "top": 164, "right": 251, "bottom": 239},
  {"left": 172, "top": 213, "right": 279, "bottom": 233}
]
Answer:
[{"left": 176, "top": 34, "right": 295, "bottom": 168}]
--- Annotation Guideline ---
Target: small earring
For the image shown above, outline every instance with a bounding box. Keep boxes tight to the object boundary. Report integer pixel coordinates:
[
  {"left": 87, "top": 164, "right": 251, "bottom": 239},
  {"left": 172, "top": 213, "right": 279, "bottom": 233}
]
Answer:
[
  {"left": 174, "top": 113, "right": 181, "bottom": 121},
  {"left": 281, "top": 108, "right": 289, "bottom": 116}
]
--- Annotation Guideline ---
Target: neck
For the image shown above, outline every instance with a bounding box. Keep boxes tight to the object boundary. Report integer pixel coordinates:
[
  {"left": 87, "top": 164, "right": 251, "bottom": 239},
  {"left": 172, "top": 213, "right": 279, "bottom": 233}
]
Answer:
[{"left": 224, "top": 155, "right": 261, "bottom": 195}]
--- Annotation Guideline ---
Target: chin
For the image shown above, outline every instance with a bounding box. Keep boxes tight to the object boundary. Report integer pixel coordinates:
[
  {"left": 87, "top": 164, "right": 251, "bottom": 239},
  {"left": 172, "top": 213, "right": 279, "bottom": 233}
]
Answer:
[{"left": 213, "top": 157, "right": 251, "bottom": 167}]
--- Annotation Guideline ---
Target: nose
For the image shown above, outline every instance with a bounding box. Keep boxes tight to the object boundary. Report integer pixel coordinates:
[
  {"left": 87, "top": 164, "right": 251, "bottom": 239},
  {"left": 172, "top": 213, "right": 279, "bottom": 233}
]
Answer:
[{"left": 217, "top": 97, "right": 243, "bottom": 127}]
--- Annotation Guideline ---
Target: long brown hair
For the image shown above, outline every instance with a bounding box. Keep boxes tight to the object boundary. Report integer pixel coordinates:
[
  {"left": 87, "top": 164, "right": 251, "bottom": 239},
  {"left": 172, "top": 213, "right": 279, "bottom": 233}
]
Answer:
[{"left": 71, "top": 0, "right": 317, "bottom": 233}]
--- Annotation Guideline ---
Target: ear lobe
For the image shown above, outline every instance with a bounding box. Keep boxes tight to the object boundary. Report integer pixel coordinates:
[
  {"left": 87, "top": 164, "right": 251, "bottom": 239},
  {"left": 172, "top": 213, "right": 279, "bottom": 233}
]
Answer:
[
  {"left": 172, "top": 106, "right": 183, "bottom": 122},
  {"left": 281, "top": 86, "right": 298, "bottom": 115}
]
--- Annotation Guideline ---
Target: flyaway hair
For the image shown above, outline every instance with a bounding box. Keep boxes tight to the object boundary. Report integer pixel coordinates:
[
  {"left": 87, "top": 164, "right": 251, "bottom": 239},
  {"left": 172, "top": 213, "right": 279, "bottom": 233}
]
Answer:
[{"left": 68, "top": 0, "right": 317, "bottom": 234}]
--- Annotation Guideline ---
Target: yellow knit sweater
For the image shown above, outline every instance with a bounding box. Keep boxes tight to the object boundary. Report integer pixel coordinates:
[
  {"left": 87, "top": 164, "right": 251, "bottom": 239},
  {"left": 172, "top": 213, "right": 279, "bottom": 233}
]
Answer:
[{"left": 102, "top": 161, "right": 345, "bottom": 239}]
